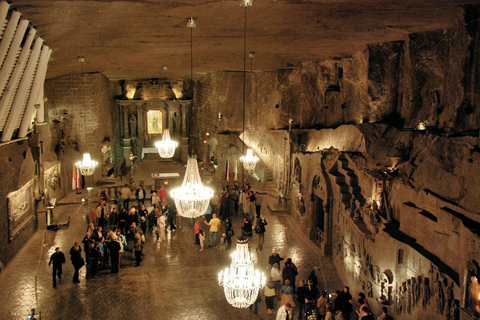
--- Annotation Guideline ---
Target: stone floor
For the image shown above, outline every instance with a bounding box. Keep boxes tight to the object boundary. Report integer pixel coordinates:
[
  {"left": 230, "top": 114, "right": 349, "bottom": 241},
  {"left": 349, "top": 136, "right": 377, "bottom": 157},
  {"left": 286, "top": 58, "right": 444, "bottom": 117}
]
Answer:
[{"left": 0, "top": 157, "right": 342, "bottom": 320}]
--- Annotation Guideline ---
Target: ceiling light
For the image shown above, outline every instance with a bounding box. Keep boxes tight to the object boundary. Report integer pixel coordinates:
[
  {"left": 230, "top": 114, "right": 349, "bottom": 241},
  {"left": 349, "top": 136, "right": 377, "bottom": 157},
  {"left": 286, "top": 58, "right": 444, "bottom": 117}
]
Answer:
[{"left": 170, "top": 156, "right": 214, "bottom": 218}]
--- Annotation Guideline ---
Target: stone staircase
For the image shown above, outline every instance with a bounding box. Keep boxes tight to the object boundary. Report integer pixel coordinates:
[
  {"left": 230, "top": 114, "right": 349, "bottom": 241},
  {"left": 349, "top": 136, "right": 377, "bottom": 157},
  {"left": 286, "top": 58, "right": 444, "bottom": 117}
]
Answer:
[{"left": 329, "top": 153, "right": 366, "bottom": 210}]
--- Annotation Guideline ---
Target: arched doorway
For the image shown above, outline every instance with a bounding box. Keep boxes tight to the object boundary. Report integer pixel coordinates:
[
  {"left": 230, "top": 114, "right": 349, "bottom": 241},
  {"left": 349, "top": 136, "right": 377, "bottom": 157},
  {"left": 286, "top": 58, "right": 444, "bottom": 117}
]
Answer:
[{"left": 312, "top": 175, "right": 325, "bottom": 243}]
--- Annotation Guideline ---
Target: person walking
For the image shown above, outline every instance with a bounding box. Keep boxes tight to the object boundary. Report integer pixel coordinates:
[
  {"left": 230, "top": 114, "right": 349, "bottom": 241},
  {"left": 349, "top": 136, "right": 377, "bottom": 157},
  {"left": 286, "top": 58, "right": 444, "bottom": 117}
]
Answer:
[
  {"left": 204, "top": 213, "right": 221, "bottom": 247},
  {"left": 69, "top": 242, "right": 83, "bottom": 283},
  {"left": 254, "top": 191, "right": 263, "bottom": 218},
  {"left": 255, "top": 217, "right": 267, "bottom": 251},
  {"left": 49, "top": 247, "right": 66, "bottom": 288}
]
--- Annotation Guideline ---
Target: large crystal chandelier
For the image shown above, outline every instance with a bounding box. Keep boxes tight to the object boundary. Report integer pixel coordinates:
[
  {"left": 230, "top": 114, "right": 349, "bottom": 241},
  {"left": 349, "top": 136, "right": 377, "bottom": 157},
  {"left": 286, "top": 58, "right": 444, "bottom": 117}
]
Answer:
[
  {"left": 240, "top": 148, "right": 258, "bottom": 171},
  {"left": 170, "top": 156, "right": 214, "bottom": 218},
  {"left": 75, "top": 57, "right": 98, "bottom": 176},
  {"left": 218, "top": 238, "right": 265, "bottom": 308},
  {"left": 76, "top": 152, "right": 98, "bottom": 176},
  {"left": 155, "top": 129, "right": 178, "bottom": 158}
]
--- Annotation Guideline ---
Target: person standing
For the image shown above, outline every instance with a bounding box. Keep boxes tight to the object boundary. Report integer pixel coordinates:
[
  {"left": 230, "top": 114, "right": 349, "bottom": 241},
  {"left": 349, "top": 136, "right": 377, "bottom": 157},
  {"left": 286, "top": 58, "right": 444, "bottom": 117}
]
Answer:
[
  {"left": 136, "top": 185, "right": 146, "bottom": 206},
  {"left": 109, "top": 237, "right": 121, "bottom": 273},
  {"left": 139, "top": 204, "right": 148, "bottom": 234},
  {"left": 167, "top": 202, "right": 177, "bottom": 232},
  {"left": 96, "top": 202, "right": 107, "bottom": 229},
  {"left": 254, "top": 191, "right": 263, "bottom": 218},
  {"left": 82, "top": 232, "right": 93, "bottom": 263},
  {"left": 69, "top": 242, "right": 83, "bottom": 283},
  {"left": 49, "top": 247, "right": 66, "bottom": 288},
  {"left": 264, "top": 277, "right": 277, "bottom": 315},
  {"left": 121, "top": 184, "right": 131, "bottom": 210},
  {"left": 276, "top": 303, "right": 292, "bottom": 320},
  {"left": 317, "top": 291, "right": 329, "bottom": 320},
  {"left": 158, "top": 185, "right": 167, "bottom": 203},
  {"left": 134, "top": 233, "right": 143, "bottom": 266},
  {"left": 255, "top": 217, "right": 267, "bottom": 251},
  {"left": 377, "top": 306, "right": 392, "bottom": 320},
  {"left": 194, "top": 220, "right": 200, "bottom": 245},
  {"left": 157, "top": 210, "right": 166, "bottom": 242},
  {"left": 110, "top": 207, "right": 118, "bottom": 227},
  {"left": 151, "top": 191, "right": 160, "bottom": 208},
  {"left": 204, "top": 213, "right": 221, "bottom": 247},
  {"left": 224, "top": 218, "right": 233, "bottom": 249},
  {"left": 269, "top": 251, "right": 286, "bottom": 269},
  {"left": 297, "top": 280, "right": 308, "bottom": 320},
  {"left": 89, "top": 242, "right": 100, "bottom": 278},
  {"left": 282, "top": 258, "right": 299, "bottom": 291},
  {"left": 118, "top": 208, "right": 128, "bottom": 235},
  {"left": 199, "top": 229, "right": 206, "bottom": 251},
  {"left": 341, "top": 286, "right": 353, "bottom": 320}
]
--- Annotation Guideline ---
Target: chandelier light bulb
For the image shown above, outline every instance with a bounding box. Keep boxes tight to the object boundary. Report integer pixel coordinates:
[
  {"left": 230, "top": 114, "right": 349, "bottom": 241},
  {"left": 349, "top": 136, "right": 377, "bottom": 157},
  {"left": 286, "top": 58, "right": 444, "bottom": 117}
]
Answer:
[
  {"left": 218, "top": 238, "right": 265, "bottom": 308},
  {"left": 187, "top": 17, "right": 196, "bottom": 28},
  {"left": 155, "top": 129, "right": 178, "bottom": 158},
  {"left": 240, "top": 148, "right": 259, "bottom": 171},
  {"left": 171, "top": 156, "right": 214, "bottom": 218},
  {"left": 240, "top": 0, "right": 253, "bottom": 7},
  {"left": 75, "top": 152, "right": 98, "bottom": 176}
]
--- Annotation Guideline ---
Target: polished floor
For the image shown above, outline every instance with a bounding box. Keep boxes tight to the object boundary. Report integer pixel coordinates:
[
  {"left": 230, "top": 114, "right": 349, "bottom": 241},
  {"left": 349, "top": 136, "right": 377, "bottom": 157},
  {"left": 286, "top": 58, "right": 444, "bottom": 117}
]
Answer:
[{"left": 0, "top": 158, "right": 341, "bottom": 320}]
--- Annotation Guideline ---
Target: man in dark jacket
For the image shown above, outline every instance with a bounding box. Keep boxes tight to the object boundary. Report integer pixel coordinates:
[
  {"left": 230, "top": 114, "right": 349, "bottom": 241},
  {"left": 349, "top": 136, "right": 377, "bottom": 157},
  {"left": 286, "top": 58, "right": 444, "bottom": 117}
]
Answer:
[
  {"left": 135, "top": 185, "right": 146, "bottom": 206},
  {"left": 282, "top": 258, "right": 299, "bottom": 290},
  {"left": 255, "top": 217, "right": 267, "bottom": 251},
  {"left": 108, "top": 238, "right": 121, "bottom": 273},
  {"left": 49, "top": 247, "right": 66, "bottom": 288},
  {"left": 89, "top": 242, "right": 100, "bottom": 278}
]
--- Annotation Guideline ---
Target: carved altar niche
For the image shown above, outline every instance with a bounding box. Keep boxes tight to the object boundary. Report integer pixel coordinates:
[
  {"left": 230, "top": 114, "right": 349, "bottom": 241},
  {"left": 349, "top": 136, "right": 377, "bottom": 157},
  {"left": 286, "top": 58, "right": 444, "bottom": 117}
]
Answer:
[
  {"left": 117, "top": 100, "right": 189, "bottom": 140},
  {"left": 44, "top": 163, "right": 62, "bottom": 199},
  {"left": 7, "top": 179, "right": 35, "bottom": 241}
]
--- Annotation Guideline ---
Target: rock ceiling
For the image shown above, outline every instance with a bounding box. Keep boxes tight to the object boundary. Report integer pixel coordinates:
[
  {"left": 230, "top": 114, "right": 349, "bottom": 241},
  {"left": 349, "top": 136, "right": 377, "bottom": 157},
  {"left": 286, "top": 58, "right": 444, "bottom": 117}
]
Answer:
[{"left": 9, "top": 0, "right": 479, "bottom": 80}]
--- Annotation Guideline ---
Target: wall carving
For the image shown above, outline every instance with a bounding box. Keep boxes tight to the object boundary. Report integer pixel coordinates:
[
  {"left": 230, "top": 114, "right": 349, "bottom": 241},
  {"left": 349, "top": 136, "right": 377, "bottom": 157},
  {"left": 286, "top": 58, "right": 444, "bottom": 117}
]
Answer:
[
  {"left": 7, "top": 179, "right": 35, "bottom": 241},
  {"left": 45, "top": 164, "right": 60, "bottom": 191}
]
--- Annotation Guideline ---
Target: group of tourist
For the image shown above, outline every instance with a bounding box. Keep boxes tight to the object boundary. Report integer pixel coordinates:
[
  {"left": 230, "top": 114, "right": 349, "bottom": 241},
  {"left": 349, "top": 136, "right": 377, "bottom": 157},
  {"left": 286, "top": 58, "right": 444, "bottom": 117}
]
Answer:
[{"left": 49, "top": 183, "right": 182, "bottom": 288}]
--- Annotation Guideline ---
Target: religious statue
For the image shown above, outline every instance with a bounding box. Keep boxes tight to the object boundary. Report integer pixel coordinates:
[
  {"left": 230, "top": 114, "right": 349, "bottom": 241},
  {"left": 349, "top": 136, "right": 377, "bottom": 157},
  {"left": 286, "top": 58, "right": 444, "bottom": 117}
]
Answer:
[{"left": 129, "top": 113, "right": 137, "bottom": 137}]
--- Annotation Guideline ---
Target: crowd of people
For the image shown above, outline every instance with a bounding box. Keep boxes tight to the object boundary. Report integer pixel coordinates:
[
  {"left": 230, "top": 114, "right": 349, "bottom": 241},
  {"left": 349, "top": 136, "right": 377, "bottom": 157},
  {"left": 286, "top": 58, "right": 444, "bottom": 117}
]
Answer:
[
  {"left": 48, "top": 178, "right": 392, "bottom": 320},
  {"left": 265, "top": 250, "right": 393, "bottom": 320}
]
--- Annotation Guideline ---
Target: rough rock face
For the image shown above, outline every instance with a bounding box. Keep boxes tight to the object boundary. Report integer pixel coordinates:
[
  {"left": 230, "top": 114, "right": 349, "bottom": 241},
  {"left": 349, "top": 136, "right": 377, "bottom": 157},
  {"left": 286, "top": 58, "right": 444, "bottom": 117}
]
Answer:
[{"left": 191, "top": 6, "right": 480, "bottom": 319}]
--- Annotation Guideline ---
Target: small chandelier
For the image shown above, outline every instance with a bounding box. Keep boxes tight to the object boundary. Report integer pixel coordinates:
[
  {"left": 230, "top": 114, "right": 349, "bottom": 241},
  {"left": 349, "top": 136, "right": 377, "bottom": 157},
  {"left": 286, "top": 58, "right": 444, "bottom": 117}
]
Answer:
[
  {"left": 75, "top": 152, "right": 98, "bottom": 176},
  {"left": 240, "top": 149, "right": 259, "bottom": 171},
  {"left": 75, "top": 57, "right": 98, "bottom": 176},
  {"left": 218, "top": 238, "right": 265, "bottom": 308},
  {"left": 155, "top": 129, "right": 178, "bottom": 158},
  {"left": 171, "top": 156, "right": 214, "bottom": 218}
]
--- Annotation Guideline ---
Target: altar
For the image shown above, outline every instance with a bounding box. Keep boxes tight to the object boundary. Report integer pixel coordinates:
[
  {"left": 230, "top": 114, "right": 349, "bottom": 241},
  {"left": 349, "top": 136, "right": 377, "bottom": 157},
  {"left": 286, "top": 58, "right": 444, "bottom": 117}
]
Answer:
[
  {"left": 141, "top": 147, "right": 159, "bottom": 159},
  {"left": 152, "top": 172, "right": 181, "bottom": 189}
]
